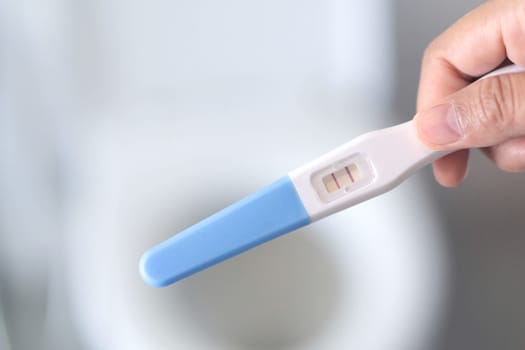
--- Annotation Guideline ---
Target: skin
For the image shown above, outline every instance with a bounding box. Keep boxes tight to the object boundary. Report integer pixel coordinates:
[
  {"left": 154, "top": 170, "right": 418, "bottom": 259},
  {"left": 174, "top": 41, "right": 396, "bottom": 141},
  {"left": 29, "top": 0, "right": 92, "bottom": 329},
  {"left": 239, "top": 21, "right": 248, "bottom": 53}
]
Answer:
[{"left": 412, "top": 0, "right": 525, "bottom": 187}]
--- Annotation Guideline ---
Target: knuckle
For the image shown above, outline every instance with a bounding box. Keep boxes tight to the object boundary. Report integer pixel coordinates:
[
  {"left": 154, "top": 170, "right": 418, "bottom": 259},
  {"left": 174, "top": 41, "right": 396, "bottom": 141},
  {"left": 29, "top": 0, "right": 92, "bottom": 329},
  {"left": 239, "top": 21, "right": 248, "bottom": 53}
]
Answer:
[
  {"left": 480, "top": 76, "right": 513, "bottom": 129},
  {"left": 422, "top": 40, "right": 442, "bottom": 66},
  {"left": 422, "top": 43, "right": 435, "bottom": 62},
  {"left": 461, "top": 75, "right": 516, "bottom": 135}
]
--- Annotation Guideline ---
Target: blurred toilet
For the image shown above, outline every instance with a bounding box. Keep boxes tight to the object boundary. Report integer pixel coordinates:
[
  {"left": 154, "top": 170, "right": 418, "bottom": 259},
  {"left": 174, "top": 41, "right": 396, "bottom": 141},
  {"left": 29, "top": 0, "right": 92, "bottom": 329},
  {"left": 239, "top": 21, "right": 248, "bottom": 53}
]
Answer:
[
  {"left": 51, "top": 1, "right": 449, "bottom": 349},
  {"left": 63, "top": 111, "right": 447, "bottom": 350}
]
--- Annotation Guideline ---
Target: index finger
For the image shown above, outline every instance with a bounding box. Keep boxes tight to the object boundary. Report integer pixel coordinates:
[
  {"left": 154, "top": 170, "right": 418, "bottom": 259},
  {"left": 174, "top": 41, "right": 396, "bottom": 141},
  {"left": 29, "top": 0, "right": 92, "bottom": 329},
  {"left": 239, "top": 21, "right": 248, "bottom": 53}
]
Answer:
[{"left": 417, "top": 0, "right": 525, "bottom": 111}]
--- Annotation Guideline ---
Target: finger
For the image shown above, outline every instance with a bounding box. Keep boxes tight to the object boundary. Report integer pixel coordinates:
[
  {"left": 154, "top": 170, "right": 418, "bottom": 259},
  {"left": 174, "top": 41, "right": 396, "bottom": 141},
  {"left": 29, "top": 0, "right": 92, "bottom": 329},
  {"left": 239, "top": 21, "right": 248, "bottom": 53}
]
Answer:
[
  {"left": 482, "top": 135, "right": 525, "bottom": 172},
  {"left": 432, "top": 149, "right": 470, "bottom": 187},
  {"left": 415, "top": 72, "right": 525, "bottom": 149},
  {"left": 417, "top": 0, "right": 525, "bottom": 112}
]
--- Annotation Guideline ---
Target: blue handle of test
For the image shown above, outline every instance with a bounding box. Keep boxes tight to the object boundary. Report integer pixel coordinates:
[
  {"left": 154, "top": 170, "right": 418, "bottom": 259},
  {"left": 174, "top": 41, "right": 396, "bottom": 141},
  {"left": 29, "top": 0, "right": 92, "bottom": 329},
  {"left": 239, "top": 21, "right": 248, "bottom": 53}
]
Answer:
[{"left": 140, "top": 176, "right": 311, "bottom": 287}]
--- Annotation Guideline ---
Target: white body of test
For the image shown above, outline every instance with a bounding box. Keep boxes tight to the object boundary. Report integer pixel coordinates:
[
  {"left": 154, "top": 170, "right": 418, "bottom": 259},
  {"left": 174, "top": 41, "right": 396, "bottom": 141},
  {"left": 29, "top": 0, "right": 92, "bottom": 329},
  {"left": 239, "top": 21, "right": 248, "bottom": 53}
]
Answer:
[{"left": 289, "top": 121, "right": 448, "bottom": 221}]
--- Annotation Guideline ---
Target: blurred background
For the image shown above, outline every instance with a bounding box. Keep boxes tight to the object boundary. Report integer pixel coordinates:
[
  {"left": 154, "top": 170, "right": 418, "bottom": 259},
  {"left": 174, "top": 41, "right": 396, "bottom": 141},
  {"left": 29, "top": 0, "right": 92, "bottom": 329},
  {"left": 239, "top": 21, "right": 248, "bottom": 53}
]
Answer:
[{"left": 1, "top": 0, "right": 525, "bottom": 349}]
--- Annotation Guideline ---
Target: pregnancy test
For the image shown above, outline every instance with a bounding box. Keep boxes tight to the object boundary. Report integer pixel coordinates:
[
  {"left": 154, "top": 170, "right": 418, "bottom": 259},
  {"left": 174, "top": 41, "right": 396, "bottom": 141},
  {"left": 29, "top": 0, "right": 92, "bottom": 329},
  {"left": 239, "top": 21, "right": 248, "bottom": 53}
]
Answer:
[{"left": 140, "top": 64, "right": 525, "bottom": 287}]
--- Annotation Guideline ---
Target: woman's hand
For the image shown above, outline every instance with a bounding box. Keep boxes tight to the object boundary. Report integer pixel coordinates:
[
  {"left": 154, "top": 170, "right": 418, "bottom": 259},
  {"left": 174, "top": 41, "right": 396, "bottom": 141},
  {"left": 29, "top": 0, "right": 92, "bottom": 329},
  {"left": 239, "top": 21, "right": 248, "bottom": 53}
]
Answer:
[{"left": 413, "top": 0, "right": 525, "bottom": 186}]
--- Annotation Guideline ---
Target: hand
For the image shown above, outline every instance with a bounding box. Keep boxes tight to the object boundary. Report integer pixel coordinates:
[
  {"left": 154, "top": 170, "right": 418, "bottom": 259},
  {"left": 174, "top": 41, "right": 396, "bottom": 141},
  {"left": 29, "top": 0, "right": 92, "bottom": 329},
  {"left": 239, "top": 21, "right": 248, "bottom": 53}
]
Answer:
[{"left": 413, "top": 0, "right": 525, "bottom": 187}]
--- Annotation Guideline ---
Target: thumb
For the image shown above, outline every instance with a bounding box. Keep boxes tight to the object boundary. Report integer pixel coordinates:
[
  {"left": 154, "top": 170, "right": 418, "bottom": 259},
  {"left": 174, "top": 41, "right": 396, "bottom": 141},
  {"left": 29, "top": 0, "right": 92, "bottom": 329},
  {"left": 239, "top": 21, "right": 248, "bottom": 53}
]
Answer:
[{"left": 414, "top": 73, "right": 525, "bottom": 149}]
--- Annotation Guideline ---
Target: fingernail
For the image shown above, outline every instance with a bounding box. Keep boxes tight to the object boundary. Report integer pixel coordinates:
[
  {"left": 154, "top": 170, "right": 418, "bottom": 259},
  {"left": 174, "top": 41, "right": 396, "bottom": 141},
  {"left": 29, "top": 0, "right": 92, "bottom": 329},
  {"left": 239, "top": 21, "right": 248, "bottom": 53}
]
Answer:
[{"left": 416, "top": 103, "right": 462, "bottom": 145}]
